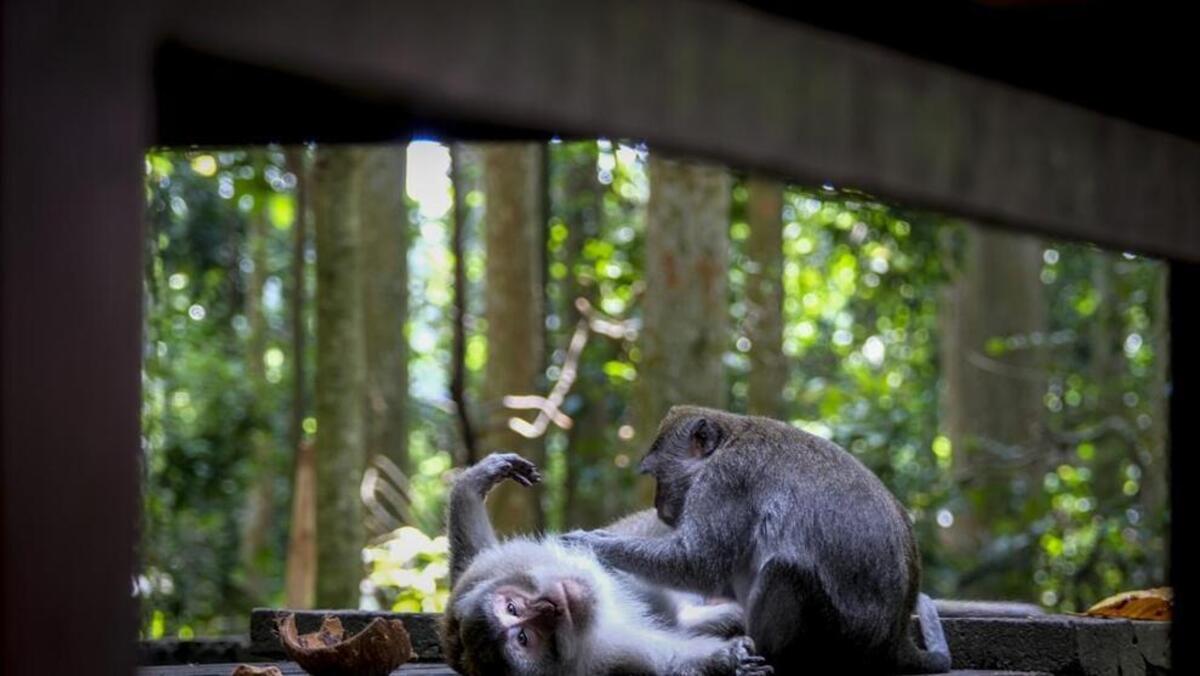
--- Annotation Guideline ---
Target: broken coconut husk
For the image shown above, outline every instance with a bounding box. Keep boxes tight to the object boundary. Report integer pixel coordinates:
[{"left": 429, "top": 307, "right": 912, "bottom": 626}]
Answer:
[
  {"left": 231, "top": 666, "right": 283, "bottom": 676},
  {"left": 1084, "top": 587, "right": 1172, "bottom": 621},
  {"left": 277, "top": 613, "right": 414, "bottom": 676}
]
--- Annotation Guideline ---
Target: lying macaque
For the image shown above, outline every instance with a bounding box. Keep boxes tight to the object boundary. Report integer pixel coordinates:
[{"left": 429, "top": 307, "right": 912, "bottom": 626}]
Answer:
[{"left": 440, "top": 452, "right": 772, "bottom": 675}]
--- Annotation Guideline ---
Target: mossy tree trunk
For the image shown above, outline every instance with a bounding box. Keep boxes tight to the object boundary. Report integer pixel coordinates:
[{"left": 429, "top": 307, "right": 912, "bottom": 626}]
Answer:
[
  {"left": 240, "top": 199, "right": 273, "bottom": 604},
  {"left": 284, "top": 146, "right": 317, "bottom": 608},
  {"left": 638, "top": 155, "right": 731, "bottom": 502},
  {"left": 360, "top": 145, "right": 410, "bottom": 479},
  {"left": 314, "top": 145, "right": 367, "bottom": 608}
]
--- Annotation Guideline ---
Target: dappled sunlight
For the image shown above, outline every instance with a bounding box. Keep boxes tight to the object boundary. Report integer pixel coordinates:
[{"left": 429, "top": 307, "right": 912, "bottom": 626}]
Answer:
[{"left": 363, "top": 526, "right": 450, "bottom": 613}]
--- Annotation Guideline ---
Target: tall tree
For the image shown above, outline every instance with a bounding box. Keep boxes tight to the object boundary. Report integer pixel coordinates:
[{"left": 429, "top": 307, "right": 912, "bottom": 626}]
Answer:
[
  {"left": 449, "top": 144, "right": 478, "bottom": 466},
  {"left": 239, "top": 198, "right": 273, "bottom": 603},
  {"left": 1144, "top": 264, "right": 1170, "bottom": 574},
  {"left": 638, "top": 155, "right": 731, "bottom": 501},
  {"left": 939, "top": 223, "right": 1047, "bottom": 591},
  {"left": 360, "top": 145, "right": 410, "bottom": 480},
  {"left": 1088, "top": 253, "right": 1126, "bottom": 500},
  {"left": 479, "top": 143, "right": 546, "bottom": 534},
  {"left": 313, "top": 145, "right": 367, "bottom": 608},
  {"left": 744, "top": 176, "right": 786, "bottom": 419},
  {"left": 284, "top": 146, "right": 316, "bottom": 609}
]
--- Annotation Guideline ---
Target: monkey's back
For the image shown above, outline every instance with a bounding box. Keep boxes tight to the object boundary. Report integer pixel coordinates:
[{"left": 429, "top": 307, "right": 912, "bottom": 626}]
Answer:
[{"left": 710, "top": 416, "right": 921, "bottom": 667}]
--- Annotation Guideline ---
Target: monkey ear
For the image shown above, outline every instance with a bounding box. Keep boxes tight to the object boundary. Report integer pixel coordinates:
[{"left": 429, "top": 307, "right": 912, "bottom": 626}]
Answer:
[{"left": 688, "top": 417, "right": 724, "bottom": 458}]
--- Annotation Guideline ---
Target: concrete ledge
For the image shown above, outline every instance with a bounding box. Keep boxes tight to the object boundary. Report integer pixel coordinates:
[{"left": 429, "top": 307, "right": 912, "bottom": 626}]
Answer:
[
  {"left": 138, "top": 638, "right": 255, "bottom": 666},
  {"left": 942, "top": 615, "right": 1170, "bottom": 675},
  {"left": 247, "top": 609, "right": 1169, "bottom": 675},
  {"left": 138, "top": 662, "right": 1051, "bottom": 676}
]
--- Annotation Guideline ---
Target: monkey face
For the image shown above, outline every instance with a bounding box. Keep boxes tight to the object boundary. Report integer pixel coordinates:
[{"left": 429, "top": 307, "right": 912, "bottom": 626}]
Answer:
[
  {"left": 454, "top": 572, "right": 597, "bottom": 675},
  {"left": 640, "top": 408, "right": 728, "bottom": 526}
]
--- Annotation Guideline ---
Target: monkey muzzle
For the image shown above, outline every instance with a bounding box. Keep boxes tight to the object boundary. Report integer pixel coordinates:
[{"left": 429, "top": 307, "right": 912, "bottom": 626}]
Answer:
[
  {"left": 539, "top": 578, "right": 592, "bottom": 632},
  {"left": 527, "top": 598, "right": 562, "bottom": 633}
]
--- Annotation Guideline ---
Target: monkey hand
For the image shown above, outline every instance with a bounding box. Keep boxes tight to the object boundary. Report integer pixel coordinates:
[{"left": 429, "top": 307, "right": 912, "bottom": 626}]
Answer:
[
  {"left": 559, "top": 528, "right": 618, "bottom": 552},
  {"left": 728, "top": 636, "right": 773, "bottom": 675},
  {"left": 464, "top": 452, "right": 542, "bottom": 497}
]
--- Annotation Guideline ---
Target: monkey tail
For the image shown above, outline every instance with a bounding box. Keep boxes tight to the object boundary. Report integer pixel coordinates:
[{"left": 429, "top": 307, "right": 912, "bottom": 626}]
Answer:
[{"left": 893, "top": 593, "right": 952, "bottom": 674}]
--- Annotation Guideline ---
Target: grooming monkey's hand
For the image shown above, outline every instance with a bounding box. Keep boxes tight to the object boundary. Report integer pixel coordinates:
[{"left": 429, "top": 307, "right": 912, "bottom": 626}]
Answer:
[
  {"left": 464, "top": 452, "right": 542, "bottom": 497},
  {"left": 559, "top": 528, "right": 617, "bottom": 551},
  {"left": 729, "top": 636, "right": 773, "bottom": 675}
]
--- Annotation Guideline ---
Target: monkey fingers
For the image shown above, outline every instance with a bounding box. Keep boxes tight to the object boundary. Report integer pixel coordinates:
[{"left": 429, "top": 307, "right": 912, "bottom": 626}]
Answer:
[
  {"left": 478, "top": 452, "right": 543, "bottom": 487},
  {"left": 731, "top": 637, "right": 774, "bottom": 676},
  {"left": 557, "top": 530, "right": 589, "bottom": 547},
  {"left": 558, "top": 528, "right": 615, "bottom": 550}
]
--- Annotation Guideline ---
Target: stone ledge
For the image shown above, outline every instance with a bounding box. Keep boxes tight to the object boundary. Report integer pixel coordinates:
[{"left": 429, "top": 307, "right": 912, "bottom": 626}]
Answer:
[
  {"left": 245, "top": 608, "right": 1170, "bottom": 675},
  {"left": 137, "top": 662, "right": 1054, "bottom": 675},
  {"left": 138, "top": 637, "right": 256, "bottom": 666},
  {"left": 941, "top": 615, "right": 1169, "bottom": 675}
]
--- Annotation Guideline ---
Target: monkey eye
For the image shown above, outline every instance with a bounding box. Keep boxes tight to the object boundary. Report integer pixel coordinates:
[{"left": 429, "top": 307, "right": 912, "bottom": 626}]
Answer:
[
  {"left": 506, "top": 601, "right": 517, "bottom": 615},
  {"left": 517, "top": 629, "right": 528, "bottom": 647}
]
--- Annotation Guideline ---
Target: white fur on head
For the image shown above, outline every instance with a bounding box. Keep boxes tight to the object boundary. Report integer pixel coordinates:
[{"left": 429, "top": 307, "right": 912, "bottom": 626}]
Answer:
[{"left": 451, "top": 536, "right": 662, "bottom": 674}]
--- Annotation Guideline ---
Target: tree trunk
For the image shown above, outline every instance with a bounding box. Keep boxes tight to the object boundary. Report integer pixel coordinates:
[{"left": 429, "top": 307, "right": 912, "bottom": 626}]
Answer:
[
  {"left": 744, "top": 176, "right": 786, "bottom": 419},
  {"left": 639, "top": 155, "right": 731, "bottom": 501},
  {"left": 239, "top": 203, "right": 273, "bottom": 604},
  {"left": 285, "top": 439, "right": 317, "bottom": 608},
  {"left": 1143, "top": 263, "right": 1170, "bottom": 576},
  {"left": 284, "top": 145, "right": 315, "bottom": 608},
  {"left": 1088, "top": 253, "right": 1125, "bottom": 500},
  {"left": 360, "top": 145, "right": 410, "bottom": 480},
  {"left": 313, "top": 145, "right": 367, "bottom": 608},
  {"left": 449, "top": 144, "right": 477, "bottom": 466},
  {"left": 939, "top": 224, "right": 1047, "bottom": 582},
  {"left": 479, "top": 143, "right": 546, "bottom": 535}
]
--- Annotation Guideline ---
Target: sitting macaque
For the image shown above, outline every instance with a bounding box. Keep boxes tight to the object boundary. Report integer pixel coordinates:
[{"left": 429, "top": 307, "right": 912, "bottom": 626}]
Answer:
[
  {"left": 566, "top": 406, "right": 952, "bottom": 673},
  {"left": 440, "top": 452, "right": 772, "bottom": 675}
]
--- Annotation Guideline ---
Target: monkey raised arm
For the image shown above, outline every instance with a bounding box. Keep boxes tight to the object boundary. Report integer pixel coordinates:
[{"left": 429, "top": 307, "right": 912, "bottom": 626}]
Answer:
[{"left": 447, "top": 452, "right": 541, "bottom": 587}]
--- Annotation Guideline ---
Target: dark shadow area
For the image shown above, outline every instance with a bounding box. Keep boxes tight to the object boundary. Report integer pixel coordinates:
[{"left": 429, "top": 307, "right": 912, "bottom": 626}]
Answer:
[{"left": 154, "top": 44, "right": 560, "bottom": 147}]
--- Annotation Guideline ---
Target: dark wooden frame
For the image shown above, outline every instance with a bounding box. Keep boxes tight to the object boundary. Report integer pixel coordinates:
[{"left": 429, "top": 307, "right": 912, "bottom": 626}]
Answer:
[{"left": 3, "top": 1, "right": 1194, "bottom": 673}]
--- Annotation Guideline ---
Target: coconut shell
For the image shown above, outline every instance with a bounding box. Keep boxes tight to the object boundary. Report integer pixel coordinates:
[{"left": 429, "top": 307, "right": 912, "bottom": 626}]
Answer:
[
  {"left": 231, "top": 666, "right": 283, "bottom": 676},
  {"left": 277, "top": 613, "right": 414, "bottom": 676},
  {"left": 1084, "top": 587, "right": 1172, "bottom": 621}
]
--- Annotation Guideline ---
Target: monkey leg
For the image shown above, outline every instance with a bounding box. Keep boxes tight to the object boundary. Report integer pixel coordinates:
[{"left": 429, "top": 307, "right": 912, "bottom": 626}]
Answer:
[
  {"left": 744, "top": 558, "right": 845, "bottom": 672},
  {"left": 677, "top": 599, "right": 746, "bottom": 639}
]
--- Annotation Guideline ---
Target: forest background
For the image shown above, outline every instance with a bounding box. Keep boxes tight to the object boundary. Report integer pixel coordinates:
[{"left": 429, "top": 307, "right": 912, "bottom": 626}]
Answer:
[{"left": 139, "top": 140, "right": 1168, "bottom": 639}]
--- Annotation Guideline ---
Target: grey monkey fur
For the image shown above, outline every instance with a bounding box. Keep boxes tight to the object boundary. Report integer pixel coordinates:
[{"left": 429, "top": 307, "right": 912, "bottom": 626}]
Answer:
[
  {"left": 567, "top": 406, "right": 953, "bottom": 674},
  {"left": 440, "top": 452, "right": 773, "bottom": 675}
]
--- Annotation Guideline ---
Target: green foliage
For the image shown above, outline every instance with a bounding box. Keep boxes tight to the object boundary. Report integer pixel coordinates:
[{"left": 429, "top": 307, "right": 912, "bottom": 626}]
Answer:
[
  {"left": 1029, "top": 246, "right": 1167, "bottom": 609},
  {"left": 364, "top": 527, "right": 450, "bottom": 612},
  {"left": 141, "top": 148, "right": 300, "bottom": 637},
  {"left": 541, "top": 140, "right": 649, "bottom": 529}
]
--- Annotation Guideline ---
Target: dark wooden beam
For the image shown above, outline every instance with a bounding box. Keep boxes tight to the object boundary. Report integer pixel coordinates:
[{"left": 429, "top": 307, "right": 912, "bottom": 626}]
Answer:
[
  {"left": 1, "top": 1, "right": 149, "bottom": 674},
  {"left": 159, "top": 0, "right": 1200, "bottom": 261}
]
